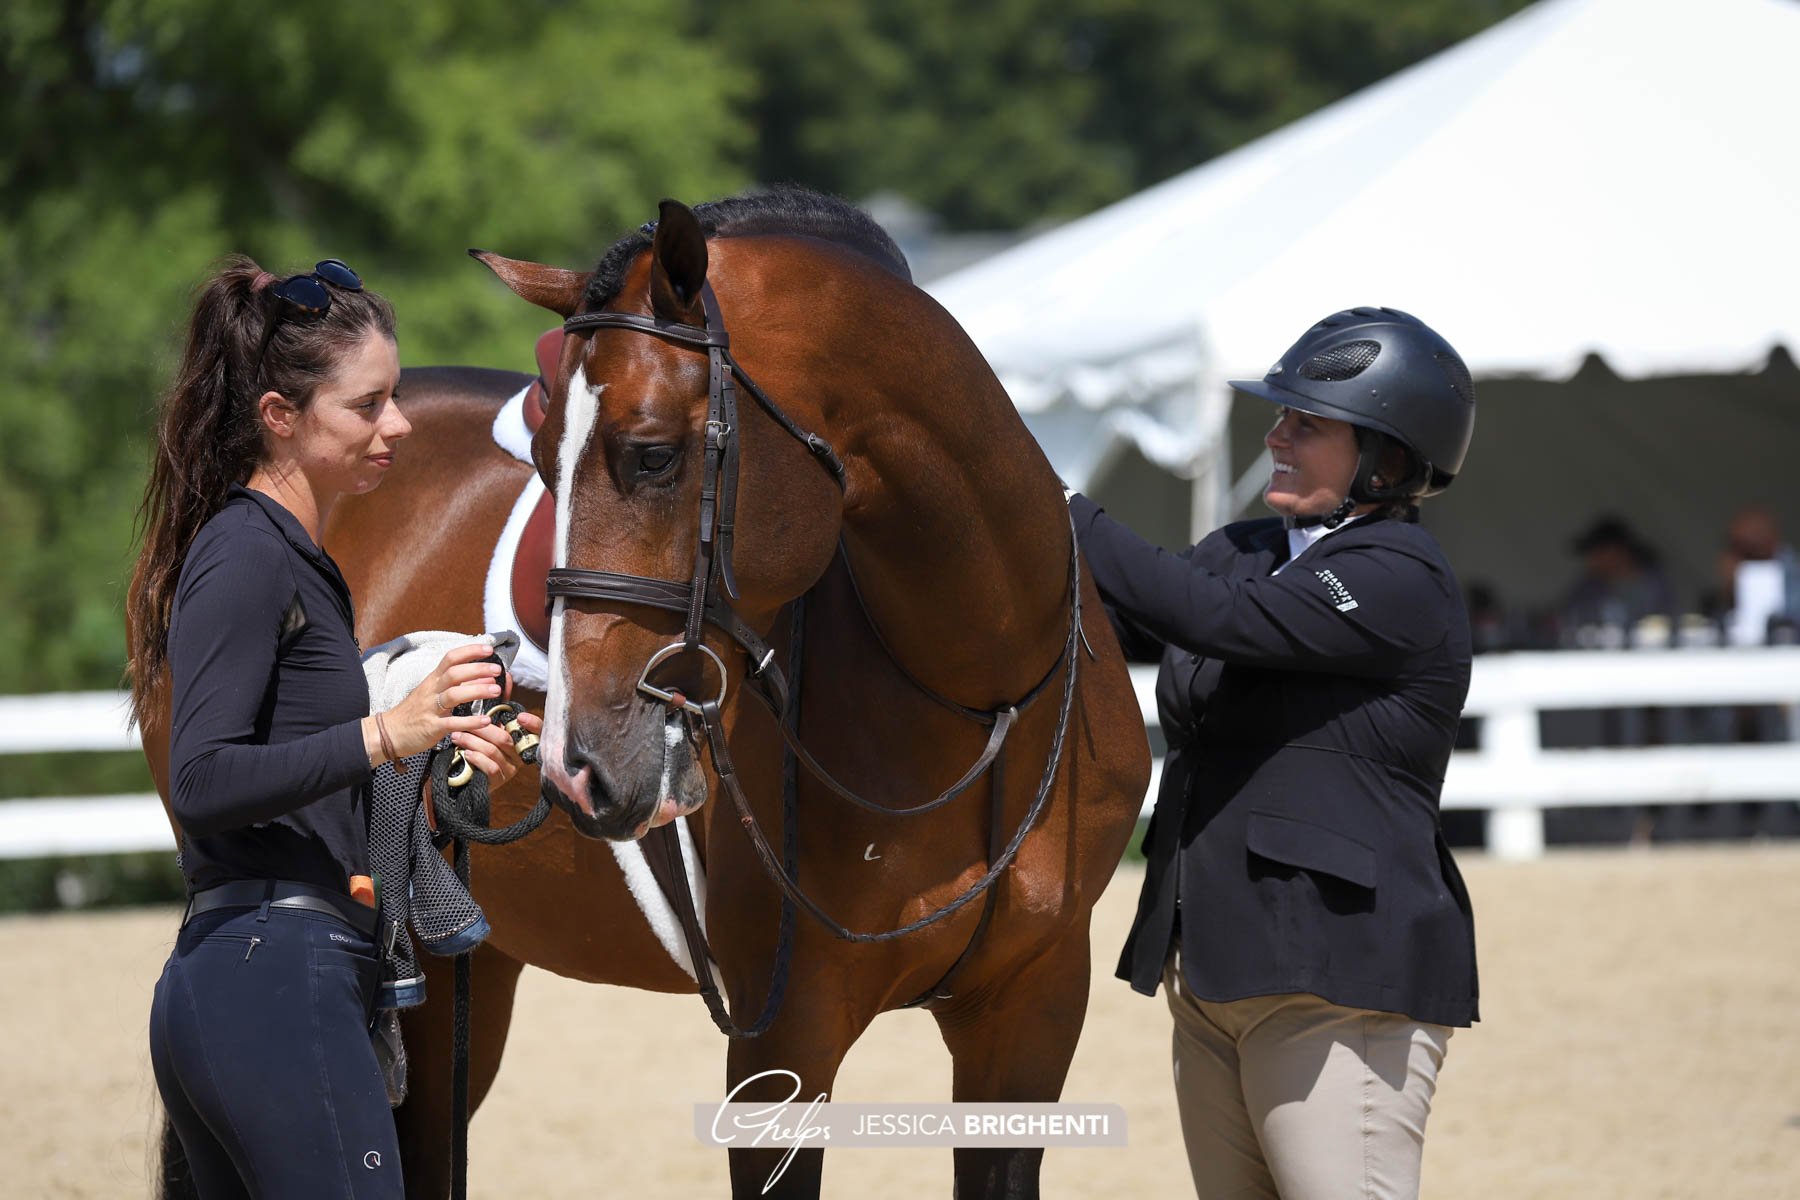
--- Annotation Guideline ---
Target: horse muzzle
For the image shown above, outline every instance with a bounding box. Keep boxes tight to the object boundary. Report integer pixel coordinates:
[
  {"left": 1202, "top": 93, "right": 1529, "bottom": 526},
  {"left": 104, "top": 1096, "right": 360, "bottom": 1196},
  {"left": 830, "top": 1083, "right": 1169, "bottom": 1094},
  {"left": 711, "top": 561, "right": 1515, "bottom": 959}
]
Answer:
[{"left": 540, "top": 709, "right": 706, "bottom": 841}]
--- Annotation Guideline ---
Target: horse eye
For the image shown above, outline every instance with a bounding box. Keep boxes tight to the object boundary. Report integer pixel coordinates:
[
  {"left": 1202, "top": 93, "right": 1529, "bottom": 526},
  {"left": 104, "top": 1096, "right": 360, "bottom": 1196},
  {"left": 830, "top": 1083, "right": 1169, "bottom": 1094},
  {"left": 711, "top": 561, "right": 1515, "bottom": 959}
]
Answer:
[{"left": 637, "top": 446, "right": 677, "bottom": 476}]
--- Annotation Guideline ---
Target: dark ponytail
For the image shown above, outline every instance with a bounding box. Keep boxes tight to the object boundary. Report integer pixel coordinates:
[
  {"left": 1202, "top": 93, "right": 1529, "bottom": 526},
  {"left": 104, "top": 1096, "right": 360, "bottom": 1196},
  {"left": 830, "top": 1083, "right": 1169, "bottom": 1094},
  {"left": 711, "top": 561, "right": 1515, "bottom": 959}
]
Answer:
[{"left": 125, "top": 255, "right": 396, "bottom": 730}]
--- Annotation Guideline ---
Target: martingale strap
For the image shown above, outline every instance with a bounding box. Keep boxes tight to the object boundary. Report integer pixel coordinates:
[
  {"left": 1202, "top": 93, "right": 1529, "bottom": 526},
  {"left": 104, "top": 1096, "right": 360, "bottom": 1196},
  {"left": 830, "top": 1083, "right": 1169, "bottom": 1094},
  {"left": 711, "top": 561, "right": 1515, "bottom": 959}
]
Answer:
[{"left": 704, "top": 519, "right": 1082, "bottom": 945}]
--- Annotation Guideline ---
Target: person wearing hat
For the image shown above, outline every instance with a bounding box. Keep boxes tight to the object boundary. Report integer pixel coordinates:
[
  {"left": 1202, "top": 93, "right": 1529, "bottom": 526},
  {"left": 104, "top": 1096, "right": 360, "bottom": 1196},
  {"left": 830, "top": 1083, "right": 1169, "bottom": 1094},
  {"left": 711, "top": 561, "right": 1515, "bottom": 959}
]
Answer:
[
  {"left": 1068, "top": 307, "right": 1480, "bottom": 1199},
  {"left": 1560, "top": 514, "right": 1675, "bottom": 642}
]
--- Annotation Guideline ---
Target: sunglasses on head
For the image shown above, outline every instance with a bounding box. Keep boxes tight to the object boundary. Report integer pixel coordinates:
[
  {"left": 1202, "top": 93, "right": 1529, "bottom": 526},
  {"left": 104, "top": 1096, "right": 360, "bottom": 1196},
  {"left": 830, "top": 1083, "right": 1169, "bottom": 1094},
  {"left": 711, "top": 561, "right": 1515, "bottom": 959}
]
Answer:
[{"left": 255, "top": 259, "right": 364, "bottom": 382}]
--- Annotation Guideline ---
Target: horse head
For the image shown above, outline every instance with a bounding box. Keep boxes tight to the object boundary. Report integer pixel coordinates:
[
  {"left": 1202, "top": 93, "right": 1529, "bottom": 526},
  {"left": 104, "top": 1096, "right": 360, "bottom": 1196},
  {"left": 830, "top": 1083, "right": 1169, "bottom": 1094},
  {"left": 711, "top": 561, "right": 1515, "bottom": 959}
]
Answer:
[{"left": 475, "top": 199, "right": 846, "bottom": 841}]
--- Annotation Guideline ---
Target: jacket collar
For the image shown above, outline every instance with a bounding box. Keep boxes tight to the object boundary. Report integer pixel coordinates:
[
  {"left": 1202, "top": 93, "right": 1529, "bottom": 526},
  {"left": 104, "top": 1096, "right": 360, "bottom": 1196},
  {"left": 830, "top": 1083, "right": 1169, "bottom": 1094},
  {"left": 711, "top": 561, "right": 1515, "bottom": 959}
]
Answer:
[
  {"left": 1246, "top": 507, "right": 1398, "bottom": 573},
  {"left": 226, "top": 483, "right": 332, "bottom": 568},
  {"left": 1284, "top": 511, "right": 1368, "bottom": 568}
]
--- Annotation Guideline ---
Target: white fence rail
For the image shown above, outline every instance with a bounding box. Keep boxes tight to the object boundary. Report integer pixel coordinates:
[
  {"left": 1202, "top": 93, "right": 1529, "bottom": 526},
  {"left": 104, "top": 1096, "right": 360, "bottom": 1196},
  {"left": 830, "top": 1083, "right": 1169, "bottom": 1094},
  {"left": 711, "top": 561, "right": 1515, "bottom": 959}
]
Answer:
[
  {"left": 4, "top": 648, "right": 1798, "bottom": 862},
  {"left": 0, "top": 689, "right": 159, "bottom": 860},
  {"left": 1442, "top": 648, "right": 1800, "bottom": 858}
]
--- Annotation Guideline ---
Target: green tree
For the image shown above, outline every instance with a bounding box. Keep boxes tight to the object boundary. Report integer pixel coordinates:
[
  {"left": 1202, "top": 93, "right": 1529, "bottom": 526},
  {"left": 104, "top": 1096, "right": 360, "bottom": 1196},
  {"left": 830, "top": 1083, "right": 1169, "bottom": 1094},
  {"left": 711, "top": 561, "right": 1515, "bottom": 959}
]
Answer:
[
  {"left": 706, "top": 0, "right": 1530, "bottom": 229},
  {"left": 0, "top": 0, "right": 750, "bottom": 694}
]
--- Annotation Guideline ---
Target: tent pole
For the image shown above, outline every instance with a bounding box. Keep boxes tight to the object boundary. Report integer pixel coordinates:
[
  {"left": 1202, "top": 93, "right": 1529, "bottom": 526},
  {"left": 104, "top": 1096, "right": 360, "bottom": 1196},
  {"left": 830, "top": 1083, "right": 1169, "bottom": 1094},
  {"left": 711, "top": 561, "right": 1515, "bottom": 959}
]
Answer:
[{"left": 1190, "top": 358, "right": 1232, "bottom": 542}]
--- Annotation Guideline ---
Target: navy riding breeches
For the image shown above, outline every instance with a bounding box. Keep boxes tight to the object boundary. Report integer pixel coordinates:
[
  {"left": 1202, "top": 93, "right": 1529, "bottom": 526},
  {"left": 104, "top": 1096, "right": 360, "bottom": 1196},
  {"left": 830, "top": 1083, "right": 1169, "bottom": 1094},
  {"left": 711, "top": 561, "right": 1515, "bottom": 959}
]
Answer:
[{"left": 149, "top": 903, "right": 403, "bottom": 1198}]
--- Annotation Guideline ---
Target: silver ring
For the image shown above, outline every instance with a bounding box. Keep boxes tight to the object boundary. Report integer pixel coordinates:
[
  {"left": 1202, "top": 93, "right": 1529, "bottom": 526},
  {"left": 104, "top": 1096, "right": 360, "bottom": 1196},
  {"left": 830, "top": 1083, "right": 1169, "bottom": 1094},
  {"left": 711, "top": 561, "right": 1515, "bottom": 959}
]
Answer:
[
  {"left": 636, "top": 642, "right": 728, "bottom": 717},
  {"left": 435, "top": 691, "right": 447, "bottom": 714}
]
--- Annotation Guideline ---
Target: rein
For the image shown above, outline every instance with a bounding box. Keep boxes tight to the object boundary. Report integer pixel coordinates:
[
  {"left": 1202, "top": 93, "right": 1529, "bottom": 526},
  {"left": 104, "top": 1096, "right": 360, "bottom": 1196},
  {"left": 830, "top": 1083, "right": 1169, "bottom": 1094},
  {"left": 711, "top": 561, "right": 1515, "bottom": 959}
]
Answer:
[
  {"left": 548, "top": 280, "right": 1082, "bottom": 1025},
  {"left": 710, "top": 521, "right": 1081, "bottom": 944},
  {"left": 426, "top": 717, "right": 551, "bottom": 1200}
]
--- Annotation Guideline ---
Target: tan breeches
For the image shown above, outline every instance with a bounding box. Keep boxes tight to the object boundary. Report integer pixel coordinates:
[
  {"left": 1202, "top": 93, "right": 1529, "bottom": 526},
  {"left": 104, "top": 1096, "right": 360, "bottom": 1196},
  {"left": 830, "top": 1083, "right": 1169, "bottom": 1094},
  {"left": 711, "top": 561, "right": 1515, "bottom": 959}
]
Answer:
[{"left": 1164, "top": 958, "right": 1452, "bottom": 1199}]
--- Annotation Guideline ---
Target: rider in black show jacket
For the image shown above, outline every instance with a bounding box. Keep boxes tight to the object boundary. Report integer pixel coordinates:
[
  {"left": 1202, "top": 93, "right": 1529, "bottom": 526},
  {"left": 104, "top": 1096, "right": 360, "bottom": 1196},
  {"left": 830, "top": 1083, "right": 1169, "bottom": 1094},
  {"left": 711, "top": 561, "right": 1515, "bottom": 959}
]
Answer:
[
  {"left": 1070, "top": 306, "right": 1483, "bottom": 1035},
  {"left": 1069, "top": 306, "right": 1484, "bottom": 1196},
  {"left": 1068, "top": 496, "right": 1479, "bottom": 1027}
]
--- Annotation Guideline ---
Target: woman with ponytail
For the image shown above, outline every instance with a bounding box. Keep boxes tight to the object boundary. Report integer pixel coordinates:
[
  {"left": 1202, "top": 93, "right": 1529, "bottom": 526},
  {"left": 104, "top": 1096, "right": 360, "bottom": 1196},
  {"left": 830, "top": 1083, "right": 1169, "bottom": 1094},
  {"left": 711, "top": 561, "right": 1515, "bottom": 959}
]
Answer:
[{"left": 128, "top": 256, "right": 537, "bottom": 1197}]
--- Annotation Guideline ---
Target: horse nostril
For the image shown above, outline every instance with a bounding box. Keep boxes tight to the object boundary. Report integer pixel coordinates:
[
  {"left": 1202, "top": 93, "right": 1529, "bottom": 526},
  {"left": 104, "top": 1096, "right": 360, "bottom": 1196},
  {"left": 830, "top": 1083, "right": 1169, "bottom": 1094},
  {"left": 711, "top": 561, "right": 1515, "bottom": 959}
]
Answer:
[{"left": 567, "top": 752, "right": 609, "bottom": 804}]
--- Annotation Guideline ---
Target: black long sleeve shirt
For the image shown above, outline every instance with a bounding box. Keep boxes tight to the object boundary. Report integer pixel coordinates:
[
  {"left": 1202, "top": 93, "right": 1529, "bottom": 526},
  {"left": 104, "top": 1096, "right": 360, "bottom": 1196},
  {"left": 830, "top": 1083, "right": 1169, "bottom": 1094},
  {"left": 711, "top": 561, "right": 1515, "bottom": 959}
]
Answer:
[{"left": 166, "top": 484, "right": 372, "bottom": 895}]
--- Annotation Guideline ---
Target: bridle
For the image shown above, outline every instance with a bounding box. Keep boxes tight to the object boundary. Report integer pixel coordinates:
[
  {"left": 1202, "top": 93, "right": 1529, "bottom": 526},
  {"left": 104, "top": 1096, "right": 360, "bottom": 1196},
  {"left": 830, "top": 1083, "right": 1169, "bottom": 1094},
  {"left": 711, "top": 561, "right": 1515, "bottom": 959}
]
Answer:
[
  {"left": 544, "top": 277, "right": 1083, "bottom": 1028},
  {"left": 550, "top": 284, "right": 846, "bottom": 712}
]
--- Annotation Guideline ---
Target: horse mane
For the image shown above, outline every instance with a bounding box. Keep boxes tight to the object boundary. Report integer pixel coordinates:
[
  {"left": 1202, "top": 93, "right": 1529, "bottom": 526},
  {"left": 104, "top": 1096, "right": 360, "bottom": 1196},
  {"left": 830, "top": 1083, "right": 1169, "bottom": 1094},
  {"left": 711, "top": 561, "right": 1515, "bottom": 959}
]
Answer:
[{"left": 582, "top": 187, "right": 911, "bottom": 311}]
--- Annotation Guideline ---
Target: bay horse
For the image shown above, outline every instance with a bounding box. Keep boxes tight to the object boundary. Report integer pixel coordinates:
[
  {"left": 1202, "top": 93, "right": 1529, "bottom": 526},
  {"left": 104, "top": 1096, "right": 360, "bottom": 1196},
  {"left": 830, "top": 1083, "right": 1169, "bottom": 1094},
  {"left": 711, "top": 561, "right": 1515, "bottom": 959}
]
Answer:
[{"left": 142, "top": 189, "right": 1149, "bottom": 1198}]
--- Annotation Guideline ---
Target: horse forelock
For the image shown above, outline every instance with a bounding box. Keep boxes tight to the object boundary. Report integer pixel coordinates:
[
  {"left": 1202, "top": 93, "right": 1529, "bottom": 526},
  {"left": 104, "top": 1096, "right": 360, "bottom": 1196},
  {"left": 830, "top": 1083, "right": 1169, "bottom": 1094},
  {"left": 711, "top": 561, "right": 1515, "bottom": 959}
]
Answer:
[{"left": 580, "top": 187, "right": 911, "bottom": 314}]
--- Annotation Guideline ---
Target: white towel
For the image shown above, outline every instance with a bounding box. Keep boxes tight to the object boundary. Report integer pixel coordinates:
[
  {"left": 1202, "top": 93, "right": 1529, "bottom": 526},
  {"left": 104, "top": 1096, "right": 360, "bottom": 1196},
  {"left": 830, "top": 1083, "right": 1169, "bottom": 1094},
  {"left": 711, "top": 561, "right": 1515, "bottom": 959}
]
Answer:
[{"left": 361, "top": 630, "right": 516, "bottom": 713}]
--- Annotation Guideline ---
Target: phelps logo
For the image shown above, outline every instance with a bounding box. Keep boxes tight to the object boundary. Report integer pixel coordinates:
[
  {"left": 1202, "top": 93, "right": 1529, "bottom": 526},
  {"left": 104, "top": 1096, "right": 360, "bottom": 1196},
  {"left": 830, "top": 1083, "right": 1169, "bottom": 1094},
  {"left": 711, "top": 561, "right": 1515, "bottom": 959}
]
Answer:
[
  {"left": 699, "top": 1070, "right": 1126, "bottom": 1191},
  {"left": 1314, "top": 568, "right": 1359, "bottom": 613}
]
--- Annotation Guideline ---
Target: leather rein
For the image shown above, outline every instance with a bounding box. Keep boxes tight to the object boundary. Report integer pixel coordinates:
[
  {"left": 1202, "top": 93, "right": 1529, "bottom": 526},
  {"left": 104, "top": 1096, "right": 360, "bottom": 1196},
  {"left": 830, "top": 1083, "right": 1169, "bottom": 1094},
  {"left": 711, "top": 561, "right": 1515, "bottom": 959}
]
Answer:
[{"left": 546, "top": 280, "right": 1082, "bottom": 1024}]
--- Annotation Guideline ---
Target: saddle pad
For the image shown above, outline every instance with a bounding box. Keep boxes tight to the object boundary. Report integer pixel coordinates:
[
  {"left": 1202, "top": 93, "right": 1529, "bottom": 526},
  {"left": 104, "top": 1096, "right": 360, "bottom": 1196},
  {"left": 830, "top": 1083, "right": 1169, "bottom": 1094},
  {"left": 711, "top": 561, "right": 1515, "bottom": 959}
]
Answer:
[
  {"left": 490, "top": 381, "right": 536, "bottom": 465},
  {"left": 490, "top": 329, "right": 564, "bottom": 463},
  {"left": 482, "top": 470, "right": 552, "bottom": 691}
]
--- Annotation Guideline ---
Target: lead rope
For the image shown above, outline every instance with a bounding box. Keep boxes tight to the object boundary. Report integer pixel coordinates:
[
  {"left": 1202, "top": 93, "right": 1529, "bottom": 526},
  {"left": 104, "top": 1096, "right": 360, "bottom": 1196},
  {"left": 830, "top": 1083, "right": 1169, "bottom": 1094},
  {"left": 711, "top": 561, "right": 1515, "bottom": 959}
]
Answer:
[{"left": 428, "top": 740, "right": 553, "bottom": 1200}]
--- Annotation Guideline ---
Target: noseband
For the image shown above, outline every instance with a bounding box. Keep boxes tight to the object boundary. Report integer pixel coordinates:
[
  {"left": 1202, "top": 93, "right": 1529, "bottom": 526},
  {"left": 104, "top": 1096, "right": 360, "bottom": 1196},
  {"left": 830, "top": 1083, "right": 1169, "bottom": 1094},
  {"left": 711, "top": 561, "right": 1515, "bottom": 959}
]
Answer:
[{"left": 544, "top": 279, "right": 1084, "bottom": 1027}]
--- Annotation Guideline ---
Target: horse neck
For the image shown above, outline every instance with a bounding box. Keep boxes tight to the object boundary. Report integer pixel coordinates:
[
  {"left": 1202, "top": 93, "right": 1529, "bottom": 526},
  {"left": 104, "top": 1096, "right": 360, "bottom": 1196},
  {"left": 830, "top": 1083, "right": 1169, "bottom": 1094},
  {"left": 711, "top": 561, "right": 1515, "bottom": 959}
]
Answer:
[{"left": 811, "top": 286, "right": 1072, "bottom": 710}]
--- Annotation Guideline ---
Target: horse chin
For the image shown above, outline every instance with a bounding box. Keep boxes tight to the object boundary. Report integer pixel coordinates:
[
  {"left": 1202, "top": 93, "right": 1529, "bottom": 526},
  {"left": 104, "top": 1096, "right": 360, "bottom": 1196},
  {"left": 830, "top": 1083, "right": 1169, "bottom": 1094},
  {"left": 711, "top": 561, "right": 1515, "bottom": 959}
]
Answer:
[
  {"left": 539, "top": 714, "right": 706, "bottom": 842},
  {"left": 645, "top": 784, "right": 707, "bottom": 832},
  {"left": 639, "top": 725, "right": 707, "bottom": 836}
]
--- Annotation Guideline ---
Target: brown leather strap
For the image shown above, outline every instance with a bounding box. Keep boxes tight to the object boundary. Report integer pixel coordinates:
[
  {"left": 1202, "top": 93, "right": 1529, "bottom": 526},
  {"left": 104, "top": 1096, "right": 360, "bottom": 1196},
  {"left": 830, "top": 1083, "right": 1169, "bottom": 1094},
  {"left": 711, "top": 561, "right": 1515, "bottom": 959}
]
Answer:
[
  {"left": 641, "top": 821, "right": 743, "bottom": 1036},
  {"left": 747, "top": 670, "right": 1018, "bottom": 818},
  {"left": 687, "top": 513, "right": 1081, "bottom": 945},
  {"left": 703, "top": 288, "right": 743, "bottom": 603},
  {"left": 903, "top": 743, "right": 1007, "bottom": 1009},
  {"left": 562, "top": 308, "right": 728, "bottom": 348},
  {"left": 639, "top": 600, "right": 810, "bottom": 1041},
  {"left": 545, "top": 568, "right": 779, "bottom": 677}
]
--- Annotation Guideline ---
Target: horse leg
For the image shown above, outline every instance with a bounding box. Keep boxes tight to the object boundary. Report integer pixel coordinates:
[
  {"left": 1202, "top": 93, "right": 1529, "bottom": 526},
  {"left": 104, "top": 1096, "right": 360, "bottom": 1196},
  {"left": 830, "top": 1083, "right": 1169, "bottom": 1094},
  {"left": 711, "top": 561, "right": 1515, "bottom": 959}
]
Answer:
[
  {"left": 721, "top": 995, "right": 874, "bottom": 1200},
  {"left": 931, "top": 922, "right": 1094, "bottom": 1200},
  {"left": 393, "top": 942, "right": 528, "bottom": 1198}
]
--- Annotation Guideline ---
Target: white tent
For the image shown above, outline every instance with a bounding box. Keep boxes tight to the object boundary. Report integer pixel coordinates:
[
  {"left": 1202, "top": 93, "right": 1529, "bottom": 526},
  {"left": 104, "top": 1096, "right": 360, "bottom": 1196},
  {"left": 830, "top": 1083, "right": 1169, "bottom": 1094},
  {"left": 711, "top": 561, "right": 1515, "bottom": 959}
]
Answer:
[{"left": 928, "top": 0, "right": 1800, "bottom": 600}]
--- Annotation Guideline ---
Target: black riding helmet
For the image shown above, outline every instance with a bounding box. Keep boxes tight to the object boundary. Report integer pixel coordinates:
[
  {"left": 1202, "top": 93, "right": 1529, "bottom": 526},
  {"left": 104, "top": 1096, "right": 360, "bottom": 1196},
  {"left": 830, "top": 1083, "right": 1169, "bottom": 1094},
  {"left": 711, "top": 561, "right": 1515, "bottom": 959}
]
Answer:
[{"left": 1230, "top": 307, "right": 1476, "bottom": 521}]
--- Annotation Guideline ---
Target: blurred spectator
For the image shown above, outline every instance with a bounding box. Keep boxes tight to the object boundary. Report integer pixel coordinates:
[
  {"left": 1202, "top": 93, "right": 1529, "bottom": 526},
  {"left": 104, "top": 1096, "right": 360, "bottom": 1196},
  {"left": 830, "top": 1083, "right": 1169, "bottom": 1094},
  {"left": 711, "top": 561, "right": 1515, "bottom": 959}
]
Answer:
[
  {"left": 1559, "top": 515, "right": 1676, "bottom": 647},
  {"left": 1714, "top": 504, "right": 1800, "bottom": 645},
  {"left": 1464, "top": 581, "right": 1517, "bottom": 655}
]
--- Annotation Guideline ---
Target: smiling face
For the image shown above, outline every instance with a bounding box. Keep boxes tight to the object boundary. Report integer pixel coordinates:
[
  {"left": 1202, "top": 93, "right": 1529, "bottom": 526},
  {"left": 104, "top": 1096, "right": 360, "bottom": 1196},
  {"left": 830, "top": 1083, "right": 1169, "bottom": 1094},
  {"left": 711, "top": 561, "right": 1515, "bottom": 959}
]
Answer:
[
  {"left": 1263, "top": 406, "right": 1361, "bottom": 518},
  {"left": 277, "top": 330, "right": 409, "bottom": 497}
]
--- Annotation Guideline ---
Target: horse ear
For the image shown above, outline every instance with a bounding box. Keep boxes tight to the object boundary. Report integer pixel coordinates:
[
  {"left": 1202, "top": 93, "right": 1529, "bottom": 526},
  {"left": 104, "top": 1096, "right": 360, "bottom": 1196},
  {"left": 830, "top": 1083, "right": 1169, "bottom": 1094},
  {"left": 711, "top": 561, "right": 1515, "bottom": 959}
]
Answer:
[
  {"left": 649, "top": 199, "right": 708, "bottom": 322},
  {"left": 468, "top": 250, "right": 590, "bottom": 318}
]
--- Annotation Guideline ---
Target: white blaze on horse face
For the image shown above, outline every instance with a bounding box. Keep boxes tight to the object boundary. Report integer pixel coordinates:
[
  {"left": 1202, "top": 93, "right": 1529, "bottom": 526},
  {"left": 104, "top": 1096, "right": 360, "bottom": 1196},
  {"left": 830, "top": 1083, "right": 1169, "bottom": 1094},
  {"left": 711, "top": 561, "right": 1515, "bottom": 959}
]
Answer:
[
  {"left": 538, "top": 364, "right": 711, "bottom": 982},
  {"left": 539, "top": 365, "right": 603, "bottom": 808}
]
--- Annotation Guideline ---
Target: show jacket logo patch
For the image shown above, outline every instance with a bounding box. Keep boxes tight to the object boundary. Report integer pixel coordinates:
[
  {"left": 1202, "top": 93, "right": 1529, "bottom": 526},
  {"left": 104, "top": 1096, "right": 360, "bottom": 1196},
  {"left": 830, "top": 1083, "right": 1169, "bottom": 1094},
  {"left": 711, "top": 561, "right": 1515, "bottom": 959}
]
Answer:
[{"left": 1314, "top": 568, "right": 1359, "bottom": 612}]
